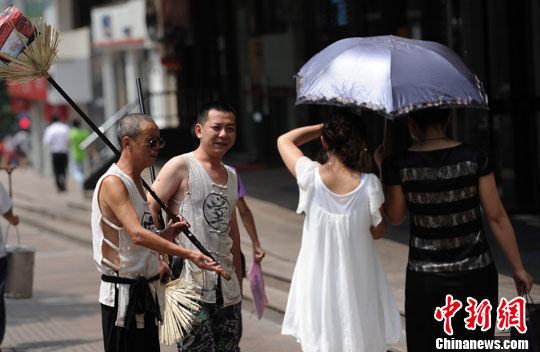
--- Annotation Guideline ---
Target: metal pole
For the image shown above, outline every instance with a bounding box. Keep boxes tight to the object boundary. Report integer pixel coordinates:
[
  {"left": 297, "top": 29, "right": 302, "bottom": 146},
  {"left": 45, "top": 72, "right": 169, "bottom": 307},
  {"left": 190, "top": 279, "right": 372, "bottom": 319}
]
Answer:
[
  {"left": 46, "top": 74, "right": 231, "bottom": 280},
  {"left": 135, "top": 78, "right": 156, "bottom": 181}
]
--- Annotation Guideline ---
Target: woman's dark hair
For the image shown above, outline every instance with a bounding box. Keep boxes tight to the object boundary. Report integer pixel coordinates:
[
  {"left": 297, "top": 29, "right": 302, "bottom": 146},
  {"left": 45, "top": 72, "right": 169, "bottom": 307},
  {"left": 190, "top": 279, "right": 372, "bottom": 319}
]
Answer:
[
  {"left": 322, "top": 109, "right": 371, "bottom": 172},
  {"left": 409, "top": 108, "right": 450, "bottom": 131}
]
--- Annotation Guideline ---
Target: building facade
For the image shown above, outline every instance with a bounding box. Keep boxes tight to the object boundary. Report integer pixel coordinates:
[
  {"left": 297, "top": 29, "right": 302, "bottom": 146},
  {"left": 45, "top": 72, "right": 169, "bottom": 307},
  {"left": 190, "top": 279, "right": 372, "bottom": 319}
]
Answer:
[
  {"left": 157, "top": 0, "right": 540, "bottom": 213},
  {"left": 3, "top": 0, "right": 537, "bottom": 213}
]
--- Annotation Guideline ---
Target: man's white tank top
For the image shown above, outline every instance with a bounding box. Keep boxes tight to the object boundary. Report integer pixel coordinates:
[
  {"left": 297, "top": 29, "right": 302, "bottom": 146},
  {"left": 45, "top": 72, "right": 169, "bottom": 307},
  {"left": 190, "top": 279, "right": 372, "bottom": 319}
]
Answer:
[
  {"left": 91, "top": 163, "right": 162, "bottom": 327},
  {"left": 174, "top": 152, "right": 241, "bottom": 306}
]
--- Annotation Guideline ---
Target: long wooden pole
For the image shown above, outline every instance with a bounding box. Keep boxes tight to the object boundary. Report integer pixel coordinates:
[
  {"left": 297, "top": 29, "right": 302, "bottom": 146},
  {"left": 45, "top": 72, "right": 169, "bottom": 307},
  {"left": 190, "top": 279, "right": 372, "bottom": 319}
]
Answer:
[{"left": 46, "top": 75, "right": 231, "bottom": 280}]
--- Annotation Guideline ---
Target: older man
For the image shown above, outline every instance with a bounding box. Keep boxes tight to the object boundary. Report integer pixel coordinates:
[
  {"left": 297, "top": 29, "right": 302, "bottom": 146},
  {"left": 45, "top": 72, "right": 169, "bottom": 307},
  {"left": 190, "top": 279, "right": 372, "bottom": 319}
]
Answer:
[
  {"left": 91, "top": 113, "right": 222, "bottom": 352},
  {"left": 149, "top": 102, "right": 242, "bottom": 351}
]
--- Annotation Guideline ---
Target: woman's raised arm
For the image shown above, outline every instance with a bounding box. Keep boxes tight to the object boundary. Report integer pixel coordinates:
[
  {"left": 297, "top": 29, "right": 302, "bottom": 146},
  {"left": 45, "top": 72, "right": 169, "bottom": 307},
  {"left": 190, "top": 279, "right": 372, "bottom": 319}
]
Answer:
[{"left": 277, "top": 124, "right": 324, "bottom": 177}]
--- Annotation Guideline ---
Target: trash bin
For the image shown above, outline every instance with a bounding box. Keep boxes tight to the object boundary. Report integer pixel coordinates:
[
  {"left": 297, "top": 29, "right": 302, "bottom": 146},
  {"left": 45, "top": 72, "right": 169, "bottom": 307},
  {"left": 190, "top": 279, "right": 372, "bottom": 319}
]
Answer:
[{"left": 4, "top": 225, "right": 35, "bottom": 299}]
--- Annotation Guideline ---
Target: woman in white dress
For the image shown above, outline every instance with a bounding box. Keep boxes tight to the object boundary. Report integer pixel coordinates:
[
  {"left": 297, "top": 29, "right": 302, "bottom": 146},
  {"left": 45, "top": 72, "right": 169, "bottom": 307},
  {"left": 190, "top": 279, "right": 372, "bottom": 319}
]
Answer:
[{"left": 277, "top": 110, "right": 402, "bottom": 352}]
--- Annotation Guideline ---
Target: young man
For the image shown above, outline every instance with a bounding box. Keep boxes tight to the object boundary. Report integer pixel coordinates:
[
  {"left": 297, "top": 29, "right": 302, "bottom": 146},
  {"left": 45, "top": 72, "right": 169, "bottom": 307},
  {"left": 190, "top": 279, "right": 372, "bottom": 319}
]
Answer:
[
  {"left": 91, "top": 113, "right": 222, "bottom": 352},
  {"left": 149, "top": 102, "right": 243, "bottom": 351}
]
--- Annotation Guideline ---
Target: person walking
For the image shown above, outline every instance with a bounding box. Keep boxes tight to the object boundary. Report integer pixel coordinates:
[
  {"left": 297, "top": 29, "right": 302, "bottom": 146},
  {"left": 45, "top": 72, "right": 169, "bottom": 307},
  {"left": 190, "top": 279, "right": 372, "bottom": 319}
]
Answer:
[
  {"left": 69, "top": 119, "right": 95, "bottom": 191},
  {"left": 0, "top": 176, "right": 19, "bottom": 350},
  {"left": 277, "top": 110, "right": 402, "bottom": 352},
  {"left": 13, "top": 129, "right": 31, "bottom": 167},
  {"left": 43, "top": 116, "right": 70, "bottom": 192},
  {"left": 92, "top": 113, "right": 222, "bottom": 352},
  {"left": 375, "top": 108, "right": 533, "bottom": 352},
  {"left": 149, "top": 102, "right": 243, "bottom": 352}
]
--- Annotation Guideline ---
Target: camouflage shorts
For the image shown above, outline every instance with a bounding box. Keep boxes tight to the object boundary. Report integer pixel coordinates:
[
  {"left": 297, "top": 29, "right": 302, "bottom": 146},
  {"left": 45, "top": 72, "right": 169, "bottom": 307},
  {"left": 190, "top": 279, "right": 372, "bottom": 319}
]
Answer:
[{"left": 177, "top": 300, "right": 241, "bottom": 352}]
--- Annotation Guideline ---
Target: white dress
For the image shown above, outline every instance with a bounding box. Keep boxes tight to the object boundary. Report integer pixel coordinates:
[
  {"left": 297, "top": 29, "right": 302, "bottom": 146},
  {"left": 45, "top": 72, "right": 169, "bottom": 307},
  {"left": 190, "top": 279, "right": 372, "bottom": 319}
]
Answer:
[{"left": 281, "top": 157, "right": 402, "bottom": 352}]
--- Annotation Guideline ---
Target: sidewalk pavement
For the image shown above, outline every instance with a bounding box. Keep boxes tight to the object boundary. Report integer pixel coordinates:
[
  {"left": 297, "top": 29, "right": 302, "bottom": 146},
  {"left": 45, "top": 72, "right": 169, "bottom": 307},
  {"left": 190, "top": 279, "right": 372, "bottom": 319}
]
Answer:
[
  {"left": 2, "top": 165, "right": 540, "bottom": 351},
  {"left": 0, "top": 212, "right": 297, "bottom": 352},
  {"left": 1, "top": 168, "right": 300, "bottom": 352}
]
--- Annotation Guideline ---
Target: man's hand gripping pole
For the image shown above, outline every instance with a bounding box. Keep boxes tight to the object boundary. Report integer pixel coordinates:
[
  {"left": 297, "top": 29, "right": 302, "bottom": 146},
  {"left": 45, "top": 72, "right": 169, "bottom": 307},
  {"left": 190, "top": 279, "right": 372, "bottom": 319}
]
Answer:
[{"left": 148, "top": 185, "right": 232, "bottom": 281}]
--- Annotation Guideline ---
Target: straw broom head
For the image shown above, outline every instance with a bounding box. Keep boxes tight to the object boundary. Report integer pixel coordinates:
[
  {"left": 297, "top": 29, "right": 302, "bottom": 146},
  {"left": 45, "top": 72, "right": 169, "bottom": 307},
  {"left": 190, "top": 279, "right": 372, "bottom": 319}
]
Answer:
[
  {"left": 0, "top": 18, "right": 59, "bottom": 84},
  {"left": 160, "top": 279, "right": 202, "bottom": 345}
]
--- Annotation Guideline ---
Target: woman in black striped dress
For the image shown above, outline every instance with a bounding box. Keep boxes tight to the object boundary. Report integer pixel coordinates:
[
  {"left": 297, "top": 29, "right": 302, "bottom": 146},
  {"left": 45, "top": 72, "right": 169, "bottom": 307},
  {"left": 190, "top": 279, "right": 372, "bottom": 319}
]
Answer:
[{"left": 374, "top": 108, "right": 533, "bottom": 351}]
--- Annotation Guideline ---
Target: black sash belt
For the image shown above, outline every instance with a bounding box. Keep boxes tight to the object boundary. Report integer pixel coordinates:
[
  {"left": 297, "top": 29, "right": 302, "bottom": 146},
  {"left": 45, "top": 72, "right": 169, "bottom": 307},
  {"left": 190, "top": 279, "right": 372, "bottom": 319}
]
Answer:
[{"left": 101, "top": 273, "right": 160, "bottom": 328}]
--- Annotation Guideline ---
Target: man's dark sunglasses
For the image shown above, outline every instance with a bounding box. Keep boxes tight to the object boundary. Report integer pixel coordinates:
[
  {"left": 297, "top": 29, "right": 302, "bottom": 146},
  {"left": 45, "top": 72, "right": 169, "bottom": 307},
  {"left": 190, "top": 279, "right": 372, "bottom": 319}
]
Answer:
[{"left": 146, "top": 137, "right": 165, "bottom": 150}]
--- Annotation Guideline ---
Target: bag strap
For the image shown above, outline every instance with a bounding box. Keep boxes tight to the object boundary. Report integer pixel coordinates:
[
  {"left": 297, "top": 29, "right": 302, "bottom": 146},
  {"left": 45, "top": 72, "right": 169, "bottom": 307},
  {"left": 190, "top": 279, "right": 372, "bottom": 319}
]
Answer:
[{"left": 3, "top": 224, "right": 21, "bottom": 245}]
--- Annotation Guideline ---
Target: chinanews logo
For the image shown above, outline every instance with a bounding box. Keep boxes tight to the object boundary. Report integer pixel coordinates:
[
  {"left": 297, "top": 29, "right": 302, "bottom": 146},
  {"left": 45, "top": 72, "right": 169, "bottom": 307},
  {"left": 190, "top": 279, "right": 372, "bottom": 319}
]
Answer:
[
  {"left": 433, "top": 295, "right": 529, "bottom": 350},
  {"left": 434, "top": 295, "right": 527, "bottom": 335},
  {"left": 435, "top": 337, "right": 528, "bottom": 350}
]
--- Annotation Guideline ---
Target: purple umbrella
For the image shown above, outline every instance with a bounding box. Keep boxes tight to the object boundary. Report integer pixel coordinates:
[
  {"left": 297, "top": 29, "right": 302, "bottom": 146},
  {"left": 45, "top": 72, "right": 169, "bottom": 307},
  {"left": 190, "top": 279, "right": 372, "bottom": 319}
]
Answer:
[{"left": 296, "top": 35, "right": 488, "bottom": 119}]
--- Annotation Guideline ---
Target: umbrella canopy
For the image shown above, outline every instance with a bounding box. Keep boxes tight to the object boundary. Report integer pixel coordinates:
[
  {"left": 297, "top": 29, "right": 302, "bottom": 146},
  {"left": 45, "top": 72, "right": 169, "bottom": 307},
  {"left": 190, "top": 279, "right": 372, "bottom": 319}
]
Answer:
[{"left": 296, "top": 35, "right": 488, "bottom": 119}]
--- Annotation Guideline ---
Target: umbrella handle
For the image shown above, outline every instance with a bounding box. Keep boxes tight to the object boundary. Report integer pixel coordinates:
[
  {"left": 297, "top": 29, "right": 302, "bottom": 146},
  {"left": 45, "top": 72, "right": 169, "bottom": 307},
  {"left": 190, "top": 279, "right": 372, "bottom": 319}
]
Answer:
[
  {"left": 383, "top": 119, "right": 388, "bottom": 147},
  {"left": 382, "top": 118, "right": 394, "bottom": 156}
]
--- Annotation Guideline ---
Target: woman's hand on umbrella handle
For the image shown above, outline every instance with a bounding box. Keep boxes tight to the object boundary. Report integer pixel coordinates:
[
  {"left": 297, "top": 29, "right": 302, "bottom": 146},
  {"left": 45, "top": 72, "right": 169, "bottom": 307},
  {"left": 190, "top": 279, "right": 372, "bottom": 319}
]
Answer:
[{"left": 513, "top": 268, "right": 533, "bottom": 295}]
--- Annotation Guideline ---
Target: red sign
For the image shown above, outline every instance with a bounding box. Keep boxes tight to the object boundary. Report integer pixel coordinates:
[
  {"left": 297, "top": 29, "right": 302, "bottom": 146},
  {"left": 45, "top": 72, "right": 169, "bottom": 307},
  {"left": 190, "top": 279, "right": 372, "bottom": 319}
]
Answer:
[
  {"left": 6, "top": 77, "right": 47, "bottom": 101},
  {"left": 10, "top": 98, "right": 31, "bottom": 113},
  {"left": 44, "top": 104, "right": 68, "bottom": 122}
]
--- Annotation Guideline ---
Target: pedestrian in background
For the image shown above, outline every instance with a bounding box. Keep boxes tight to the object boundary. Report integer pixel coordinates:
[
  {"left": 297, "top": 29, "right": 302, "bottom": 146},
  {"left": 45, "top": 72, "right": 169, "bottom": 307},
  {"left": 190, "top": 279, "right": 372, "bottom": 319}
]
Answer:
[
  {"left": 0, "top": 177, "right": 20, "bottom": 348},
  {"left": 69, "top": 119, "right": 95, "bottom": 191},
  {"left": 42, "top": 116, "right": 70, "bottom": 192},
  {"left": 13, "top": 129, "right": 31, "bottom": 167},
  {"left": 0, "top": 136, "right": 19, "bottom": 167},
  {"left": 277, "top": 109, "right": 402, "bottom": 352},
  {"left": 375, "top": 108, "right": 533, "bottom": 352}
]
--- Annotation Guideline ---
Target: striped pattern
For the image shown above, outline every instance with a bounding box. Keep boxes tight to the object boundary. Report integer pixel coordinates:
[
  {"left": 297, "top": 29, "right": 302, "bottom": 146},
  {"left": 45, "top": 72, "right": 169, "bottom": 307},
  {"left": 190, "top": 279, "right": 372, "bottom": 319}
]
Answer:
[
  {"left": 383, "top": 144, "right": 493, "bottom": 273},
  {"left": 401, "top": 161, "right": 478, "bottom": 182},
  {"left": 406, "top": 185, "right": 477, "bottom": 204}
]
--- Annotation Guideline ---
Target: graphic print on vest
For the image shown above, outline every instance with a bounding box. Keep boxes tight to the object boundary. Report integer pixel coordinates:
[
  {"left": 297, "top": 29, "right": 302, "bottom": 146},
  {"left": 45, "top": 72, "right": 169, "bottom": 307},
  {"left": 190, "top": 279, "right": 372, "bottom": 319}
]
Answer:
[
  {"left": 203, "top": 193, "right": 230, "bottom": 233},
  {"left": 141, "top": 211, "right": 156, "bottom": 231}
]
